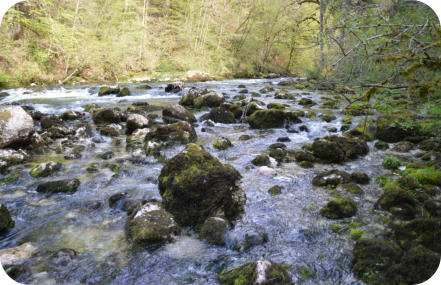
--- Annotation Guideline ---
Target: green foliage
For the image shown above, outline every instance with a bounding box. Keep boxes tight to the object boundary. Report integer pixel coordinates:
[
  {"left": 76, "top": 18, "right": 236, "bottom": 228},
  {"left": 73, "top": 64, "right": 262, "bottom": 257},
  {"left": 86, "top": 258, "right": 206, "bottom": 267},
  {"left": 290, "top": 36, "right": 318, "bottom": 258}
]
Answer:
[{"left": 382, "top": 157, "right": 403, "bottom": 170}]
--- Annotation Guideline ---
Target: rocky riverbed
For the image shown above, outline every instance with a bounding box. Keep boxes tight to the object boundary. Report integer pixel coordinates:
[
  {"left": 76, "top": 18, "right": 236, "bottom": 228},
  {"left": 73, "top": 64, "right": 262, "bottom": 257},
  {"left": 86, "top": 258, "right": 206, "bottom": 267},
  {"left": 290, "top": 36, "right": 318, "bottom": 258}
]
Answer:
[{"left": 0, "top": 78, "right": 440, "bottom": 284}]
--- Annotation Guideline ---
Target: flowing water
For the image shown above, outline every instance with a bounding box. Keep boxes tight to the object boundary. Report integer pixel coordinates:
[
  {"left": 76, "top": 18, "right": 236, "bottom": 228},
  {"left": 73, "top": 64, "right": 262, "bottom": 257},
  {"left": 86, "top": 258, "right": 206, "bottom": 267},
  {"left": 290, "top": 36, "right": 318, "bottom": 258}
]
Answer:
[{"left": 0, "top": 78, "right": 408, "bottom": 284}]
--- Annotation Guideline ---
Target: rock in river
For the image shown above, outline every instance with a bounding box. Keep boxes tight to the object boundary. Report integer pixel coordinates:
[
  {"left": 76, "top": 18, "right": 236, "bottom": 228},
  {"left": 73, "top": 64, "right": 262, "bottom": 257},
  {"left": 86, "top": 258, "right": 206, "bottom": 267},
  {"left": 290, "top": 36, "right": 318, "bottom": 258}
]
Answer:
[
  {"left": 0, "top": 203, "right": 15, "bottom": 234},
  {"left": 162, "top": 104, "right": 196, "bottom": 123},
  {"left": 158, "top": 144, "right": 245, "bottom": 227},
  {"left": 0, "top": 106, "right": 35, "bottom": 149},
  {"left": 36, "top": 179, "right": 80, "bottom": 194}
]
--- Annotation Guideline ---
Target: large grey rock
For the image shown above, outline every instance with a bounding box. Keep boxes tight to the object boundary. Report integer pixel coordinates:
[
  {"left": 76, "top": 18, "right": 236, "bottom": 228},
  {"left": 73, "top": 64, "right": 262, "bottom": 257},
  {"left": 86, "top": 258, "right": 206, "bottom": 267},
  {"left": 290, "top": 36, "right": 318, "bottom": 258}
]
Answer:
[
  {"left": 162, "top": 105, "right": 196, "bottom": 123},
  {"left": 126, "top": 114, "right": 149, "bottom": 134},
  {"left": 0, "top": 106, "right": 35, "bottom": 149}
]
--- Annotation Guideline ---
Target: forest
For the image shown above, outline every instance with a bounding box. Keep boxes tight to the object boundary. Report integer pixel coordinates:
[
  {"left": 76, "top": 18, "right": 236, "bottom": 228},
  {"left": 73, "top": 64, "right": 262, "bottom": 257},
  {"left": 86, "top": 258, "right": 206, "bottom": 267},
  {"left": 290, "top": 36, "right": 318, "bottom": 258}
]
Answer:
[{"left": 1, "top": 1, "right": 441, "bottom": 285}]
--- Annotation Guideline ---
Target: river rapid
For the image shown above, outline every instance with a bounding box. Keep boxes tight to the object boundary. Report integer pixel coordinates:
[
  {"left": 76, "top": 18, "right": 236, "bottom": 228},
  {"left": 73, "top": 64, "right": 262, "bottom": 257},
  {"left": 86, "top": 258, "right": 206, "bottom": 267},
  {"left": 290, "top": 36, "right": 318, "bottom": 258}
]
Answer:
[{"left": 0, "top": 78, "right": 408, "bottom": 284}]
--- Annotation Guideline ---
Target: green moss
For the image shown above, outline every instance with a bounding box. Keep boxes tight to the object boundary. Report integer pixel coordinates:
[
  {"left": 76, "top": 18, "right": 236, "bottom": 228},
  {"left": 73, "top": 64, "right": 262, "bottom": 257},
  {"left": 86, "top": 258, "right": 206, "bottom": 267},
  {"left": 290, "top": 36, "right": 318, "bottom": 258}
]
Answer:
[
  {"left": 382, "top": 157, "right": 402, "bottom": 170},
  {"left": 350, "top": 229, "right": 364, "bottom": 240},
  {"left": 0, "top": 203, "right": 15, "bottom": 234},
  {"left": 408, "top": 167, "right": 441, "bottom": 186},
  {"left": 214, "top": 138, "right": 233, "bottom": 150},
  {"left": 320, "top": 198, "right": 357, "bottom": 219},
  {"left": 267, "top": 102, "right": 285, "bottom": 109},
  {"left": 2, "top": 172, "right": 19, "bottom": 183},
  {"left": 251, "top": 155, "right": 270, "bottom": 166}
]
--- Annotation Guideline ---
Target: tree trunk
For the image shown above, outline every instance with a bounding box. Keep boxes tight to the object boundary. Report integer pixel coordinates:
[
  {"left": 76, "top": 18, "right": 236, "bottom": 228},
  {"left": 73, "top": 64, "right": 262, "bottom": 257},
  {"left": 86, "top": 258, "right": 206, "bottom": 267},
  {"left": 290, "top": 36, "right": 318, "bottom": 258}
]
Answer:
[{"left": 319, "top": 0, "right": 324, "bottom": 71}]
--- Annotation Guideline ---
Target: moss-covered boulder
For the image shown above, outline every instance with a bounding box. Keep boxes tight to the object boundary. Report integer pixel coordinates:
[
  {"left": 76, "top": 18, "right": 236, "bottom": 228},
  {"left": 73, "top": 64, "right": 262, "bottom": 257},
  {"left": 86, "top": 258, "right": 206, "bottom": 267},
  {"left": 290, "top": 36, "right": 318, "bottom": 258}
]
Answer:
[
  {"left": 248, "top": 110, "right": 301, "bottom": 129},
  {"left": 293, "top": 150, "right": 315, "bottom": 163},
  {"left": 311, "top": 135, "right": 369, "bottom": 163},
  {"left": 393, "top": 218, "right": 441, "bottom": 253},
  {"left": 268, "top": 185, "right": 282, "bottom": 195},
  {"left": 199, "top": 217, "right": 228, "bottom": 246},
  {"left": 219, "top": 260, "right": 293, "bottom": 285},
  {"left": 338, "top": 183, "right": 364, "bottom": 195},
  {"left": 202, "top": 107, "right": 236, "bottom": 124},
  {"left": 267, "top": 102, "right": 285, "bottom": 110},
  {"left": 92, "top": 108, "right": 121, "bottom": 124},
  {"left": 252, "top": 155, "right": 271, "bottom": 166},
  {"left": 351, "top": 172, "right": 370, "bottom": 185},
  {"left": 376, "top": 110, "right": 419, "bottom": 143},
  {"left": 36, "top": 179, "right": 80, "bottom": 195},
  {"left": 320, "top": 198, "right": 357, "bottom": 219},
  {"left": 165, "top": 82, "right": 184, "bottom": 93},
  {"left": 98, "top": 86, "right": 120, "bottom": 96},
  {"left": 0, "top": 106, "right": 35, "bottom": 149},
  {"left": 312, "top": 170, "right": 351, "bottom": 187},
  {"left": 127, "top": 128, "right": 151, "bottom": 148},
  {"left": 220, "top": 103, "right": 243, "bottom": 119},
  {"left": 341, "top": 102, "right": 373, "bottom": 116},
  {"left": 179, "top": 87, "right": 224, "bottom": 108},
  {"left": 346, "top": 119, "right": 376, "bottom": 141},
  {"left": 61, "top": 110, "right": 81, "bottom": 121},
  {"left": 321, "top": 113, "right": 336, "bottom": 122},
  {"left": 375, "top": 188, "right": 418, "bottom": 220},
  {"left": 100, "top": 123, "right": 123, "bottom": 137},
  {"left": 158, "top": 144, "right": 245, "bottom": 227},
  {"left": 298, "top": 98, "right": 316, "bottom": 107},
  {"left": 352, "top": 238, "right": 403, "bottom": 284},
  {"left": 0, "top": 149, "right": 29, "bottom": 174},
  {"left": 125, "top": 202, "right": 180, "bottom": 248},
  {"left": 30, "top": 161, "right": 63, "bottom": 178},
  {"left": 146, "top": 121, "right": 197, "bottom": 145},
  {"left": 126, "top": 114, "right": 150, "bottom": 134},
  {"left": 213, "top": 138, "right": 233, "bottom": 150},
  {"left": 398, "top": 245, "right": 440, "bottom": 284},
  {"left": 0, "top": 203, "right": 14, "bottom": 234},
  {"left": 162, "top": 104, "right": 196, "bottom": 124},
  {"left": 117, "top": 87, "right": 131, "bottom": 97}
]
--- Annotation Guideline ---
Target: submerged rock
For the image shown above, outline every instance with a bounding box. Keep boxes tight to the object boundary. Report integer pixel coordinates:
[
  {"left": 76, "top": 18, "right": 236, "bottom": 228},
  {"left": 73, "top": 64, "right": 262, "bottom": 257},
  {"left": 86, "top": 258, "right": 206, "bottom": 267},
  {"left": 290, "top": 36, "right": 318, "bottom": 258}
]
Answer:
[
  {"left": 312, "top": 170, "right": 351, "bottom": 187},
  {"left": 202, "top": 107, "right": 236, "bottom": 124},
  {"left": 125, "top": 202, "right": 180, "bottom": 248},
  {"left": 98, "top": 86, "right": 120, "bottom": 96},
  {"left": 0, "top": 106, "right": 35, "bottom": 149},
  {"left": 248, "top": 110, "right": 301, "bottom": 129},
  {"left": 30, "top": 161, "right": 63, "bottom": 178},
  {"left": 36, "top": 179, "right": 80, "bottom": 194},
  {"left": 213, "top": 137, "right": 233, "bottom": 150},
  {"left": 165, "top": 82, "right": 184, "bottom": 93},
  {"left": 219, "top": 260, "right": 292, "bottom": 285},
  {"left": 158, "top": 144, "right": 245, "bottom": 227},
  {"left": 0, "top": 203, "right": 14, "bottom": 234},
  {"left": 162, "top": 104, "right": 196, "bottom": 123},
  {"left": 92, "top": 108, "right": 121, "bottom": 124},
  {"left": 311, "top": 135, "right": 369, "bottom": 163},
  {"left": 320, "top": 198, "right": 357, "bottom": 219},
  {"left": 199, "top": 217, "right": 228, "bottom": 246}
]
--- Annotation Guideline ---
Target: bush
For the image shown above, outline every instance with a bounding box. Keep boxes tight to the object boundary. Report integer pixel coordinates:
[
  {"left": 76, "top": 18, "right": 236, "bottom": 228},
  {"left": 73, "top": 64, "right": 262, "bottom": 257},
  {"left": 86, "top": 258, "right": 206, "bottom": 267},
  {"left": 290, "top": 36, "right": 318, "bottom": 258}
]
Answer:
[{"left": 382, "top": 157, "right": 402, "bottom": 170}]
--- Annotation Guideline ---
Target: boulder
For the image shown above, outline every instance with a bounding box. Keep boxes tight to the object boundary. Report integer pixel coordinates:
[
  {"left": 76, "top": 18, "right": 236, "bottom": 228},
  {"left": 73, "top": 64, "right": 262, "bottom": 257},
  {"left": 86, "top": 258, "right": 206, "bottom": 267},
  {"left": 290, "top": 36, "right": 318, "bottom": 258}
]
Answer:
[
  {"left": 36, "top": 179, "right": 80, "bottom": 194},
  {"left": 98, "top": 86, "right": 120, "bottom": 96},
  {"left": 311, "top": 135, "right": 369, "bottom": 163},
  {"left": 251, "top": 155, "right": 271, "bottom": 166},
  {"left": 117, "top": 87, "right": 131, "bottom": 97},
  {"left": 40, "top": 115, "right": 62, "bottom": 129},
  {"left": 126, "top": 128, "right": 151, "bottom": 148},
  {"left": 202, "top": 107, "right": 236, "bottom": 124},
  {"left": 393, "top": 218, "right": 441, "bottom": 253},
  {"left": 61, "top": 110, "right": 82, "bottom": 121},
  {"left": 199, "top": 217, "right": 228, "bottom": 246},
  {"left": 30, "top": 161, "right": 63, "bottom": 178},
  {"left": 312, "top": 170, "right": 351, "bottom": 187},
  {"left": 0, "top": 106, "right": 35, "bottom": 149},
  {"left": 375, "top": 188, "right": 418, "bottom": 220},
  {"left": 125, "top": 202, "right": 180, "bottom": 248},
  {"left": 213, "top": 138, "right": 233, "bottom": 150},
  {"left": 398, "top": 245, "right": 441, "bottom": 284},
  {"left": 146, "top": 121, "right": 197, "bottom": 145},
  {"left": 219, "top": 260, "right": 292, "bottom": 285},
  {"left": 0, "top": 203, "right": 14, "bottom": 234},
  {"left": 248, "top": 110, "right": 301, "bottom": 129},
  {"left": 179, "top": 87, "right": 224, "bottom": 108},
  {"left": 100, "top": 123, "right": 123, "bottom": 137},
  {"left": 376, "top": 110, "right": 418, "bottom": 143},
  {"left": 165, "top": 82, "right": 184, "bottom": 93},
  {"left": 158, "top": 144, "right": 245, "bottom": 227},
  {"left": 92, "top": 108, "right": 121, "bottom": 124},
  {"left": 320, "top": 198, "right": 357, "bottom": 219},
  {"left": 162, "top": 105, "right": 196, "bottom": 123},
  {"left": 0, "top": 149, "right": 28, "bottom": 173},
  {"left": 351, "top": 172, "right": 370, "bottom": 184},
  {"left": 126, "top": 114, "right": 149, "bottom": 134}
]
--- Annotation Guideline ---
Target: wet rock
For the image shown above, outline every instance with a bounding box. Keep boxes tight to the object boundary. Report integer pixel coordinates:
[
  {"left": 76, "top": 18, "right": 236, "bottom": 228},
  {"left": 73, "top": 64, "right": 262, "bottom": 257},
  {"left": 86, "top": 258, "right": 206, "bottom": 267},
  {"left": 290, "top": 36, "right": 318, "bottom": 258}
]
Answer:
[
  {"left": 219, "top": 260, "right": 292, "bottom": 285},
  {"left": 269, "top": 147, "right": 287, "bottom": 163},
  {"left": 424, "top": 200, "right": 441, "bottom": 217},
  {"left": 338, "top": 183, "right": 364, "bottom": 195},
  {"left": 418, "top": 138, "right": 441, "bottom": 152},
  {"left": 108, "top": 192, "right": 128, "bottom": 208},
  {"left": 117, "top": 87, "right": 131, "bottom": 97},
  {"left": 259, "top": 87, "right": 275, "bottom": 93},
  {"left": 146, "top": 121, "right": 197, "bottom": 145},
  {"left": 267, "top": 102, "right": 285, "bottom": 110},
  {"left": 0, "top": 242, "right": 37, "bottom": 267},
  {"left": 298, "top": 98, "right": 316, "bottom": 107},
  {"left": 98, "top": 151, "right": 114, "bottom": 160},
  {"left": 0, "top": 149, "right": 29, "bottom": 173},
  {"left": 351, "top": 172, "right": 369, "bottom": 184},
  {"left": 277, "top": 137, "right": 291, "bottom": 142},
  {"left": 180, "top": 87, "right": 222, "bottom": 107},
  {"left": 257, "top": 166, "right": 277, "bottom": 176},
  {"left": 0, "top": 106, "right": 35, "bottom": 149},
  {"left": 392, "top": 141, "right": 414, "bottom": 152},
  {"left": 92, "top": 108, "right": 121, "bottom": 124},
  {"left": 126, "top": 113, "right": 149, "bottom": 134},
  {"left": 40, "top": 115, "right": 62, "bottom": 129},
  {"left": 393, "top": 218, "right": 441, "bottom": 253},
  {"left": 251, "top": 155, "right": 271, "bottom": 166},
  {"left": 199, "top": 217, "right": 228, "bottom": 246},
  {"left": 247, "top": 110, "right": 301, "bottom": 129},
  {"left": 0, "top": 203, "right": 14, "bottom": 234},
  {"left": 100, "top": 123, "right": 123, "bottom": 137},
  {"left": 135, "top": 84, "right": 152, "bottom": 90},
  {"left": 165, "top": 82, "right": 184, "bottom": 93},
  {"left": 376, "top": 110, "right": 418, "bottom": 143},
  {"left": 98, "top": 86, "right": 120, "bottom": 96},
  {"left": 36, "top": 178, "right": 80, "bottom": 194},
  {"left": 375, "top": 188, "right": 418, "bottom": 220},
  {"left": 125, "top": 202, "right": 180, "bottom": 247},
  {"left": 239, "top": 135, "right": 252, "bottom": 141},
  {"left": 30, "top": 161, "right": 62, "bottom": 178},
  {"left": 245, "top": 102, "right": 264, "bottom": 117},
  {"left": 375, "top": 141, "right": 389, "bottom": 150},
  {"left": 311, "top": 135, "right": 369, "bottom": 163},
  {"left": 214, "top": 137, "right": 233, "bottom": 150},
  {"left": 47, "top": 248, "right": 77, "bottom": 268},
  {"left": 298, "top": 161, "right": 314, "bottom": 168},
  {"left": 268, "top": 185, "right": 282, "bottom": 195},
  {"left": 293, "top": 150, "right": 315, "bottom": 163},
  {"left": 162, "top": 104, "right": 196, "bottom": 123},
  {"left": 126, "top": 128, "right": 151, "bottom": 148},
  {"left": 202, "top": 107, "right": 236, "bottom": 124},
  {"left": 352, "top": 238, "right": 403, "bottom": 284},
  {"left": 346, "top": 119, "right": 376, "bottom": 141},
  {"left": 320, "top": 198, "right": 357, "bottom": 219},
  {"left": 61, "top": 110, "right": 82, "bottom": 121},
  {"left": 158, "top": 144, "right": 245, "bottom": 227},
  {"left": 312, "top": 170, "right": 351, "bottom": 187},
  {"left": 47, "top": 125, "right": 76, "bottom": 139},
  {"left": 321, "top": 113, "right": 336, "bottom": 122},
  {"left": 220, "top": 103, "right": 243, "bottom": 119}
]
